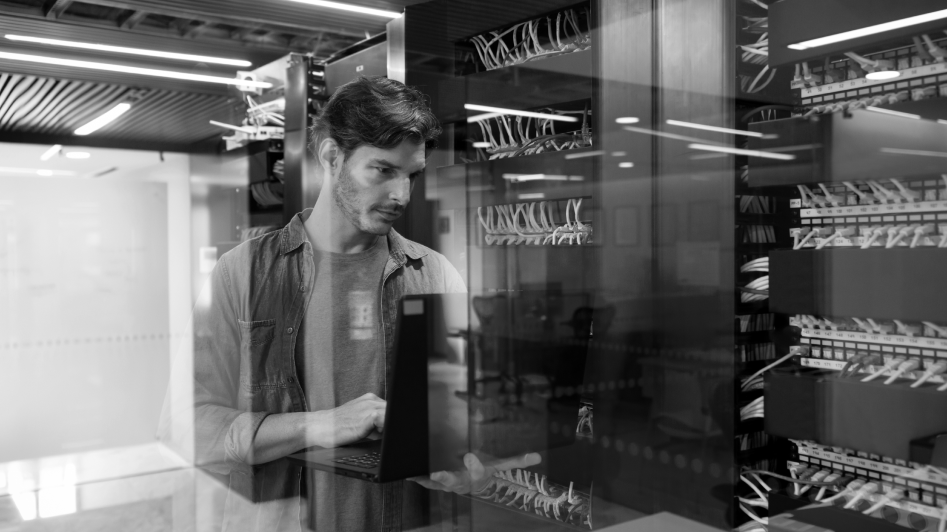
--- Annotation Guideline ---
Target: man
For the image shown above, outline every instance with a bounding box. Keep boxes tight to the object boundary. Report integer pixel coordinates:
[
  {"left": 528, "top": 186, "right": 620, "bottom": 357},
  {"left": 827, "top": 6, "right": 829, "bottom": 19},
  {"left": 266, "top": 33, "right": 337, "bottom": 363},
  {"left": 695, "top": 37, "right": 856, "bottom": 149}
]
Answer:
[{"left": 164, "top": 76, "right": 538, "bottom": 532}]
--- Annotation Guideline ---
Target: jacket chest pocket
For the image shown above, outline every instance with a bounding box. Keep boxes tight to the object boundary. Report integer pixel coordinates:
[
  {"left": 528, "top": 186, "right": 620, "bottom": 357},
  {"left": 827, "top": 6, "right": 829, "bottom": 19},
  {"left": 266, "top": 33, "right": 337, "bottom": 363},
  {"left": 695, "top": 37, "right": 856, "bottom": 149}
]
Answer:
[{"left": 237, "top": 319, "right": 280, "bottom": 391}]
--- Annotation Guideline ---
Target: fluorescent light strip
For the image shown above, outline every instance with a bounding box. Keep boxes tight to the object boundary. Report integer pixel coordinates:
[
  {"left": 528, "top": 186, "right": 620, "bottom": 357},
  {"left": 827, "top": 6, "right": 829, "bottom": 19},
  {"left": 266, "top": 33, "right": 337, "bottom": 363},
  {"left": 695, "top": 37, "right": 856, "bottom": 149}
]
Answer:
[
  {"left": 564, "top": 150, "right": 605, "bottom": 159},
  {"left": 788, "top": 9, "right": 947, "bottom": 50},
  {"left": 865, "top": 106, "right": 920, "bottom": 119},
  {"left": 666, "top": 119, "right": 764, "bottom": 138},
  {"left": 0, "top": 51, "right": 272, "bottom": 88},
  {"left": 464, "top": 104, "right": 578, "bottom": 123},
  {"left": 286, "top": 0, "right": 401, "bottom": 18},
  {"left": 39, "top": 144, "right": 61, "bottom": 161},
  {"left": 5, "top": 35, "right": 251, "bottom": 67},
  {"left": 880, "top": 147, "right": 947, "bottom": 158},
  {"left": 623, "top": 125, "right": 726, "bottom": 145},
  {"left": 502, "top": 173, "right": 569, "bottom": 182},
  {"left": 688, "top": 143, "right": 797, "bottom": 161},
  {"left": 518, "top": 193, "right": 545, "bottom": 200},
  {"left": 615, "top": 117, "right": 639, "bottom": 124},
  {"left": 0, "top": 166, "right": 75, "bottom": 176},
  {"left": 472, "top": 141, "right": 492, "bottom": 148},
  {"left": 75, "top": 103, "right": 131, "bottom": 136}
]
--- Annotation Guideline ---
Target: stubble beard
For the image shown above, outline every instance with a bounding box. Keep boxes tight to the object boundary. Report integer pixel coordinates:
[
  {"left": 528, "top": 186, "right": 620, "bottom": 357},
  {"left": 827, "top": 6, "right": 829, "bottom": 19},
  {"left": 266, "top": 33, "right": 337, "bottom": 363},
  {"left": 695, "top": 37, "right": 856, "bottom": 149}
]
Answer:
[{"left": 333, "top": 162, "right": 388, "bottom": 236}]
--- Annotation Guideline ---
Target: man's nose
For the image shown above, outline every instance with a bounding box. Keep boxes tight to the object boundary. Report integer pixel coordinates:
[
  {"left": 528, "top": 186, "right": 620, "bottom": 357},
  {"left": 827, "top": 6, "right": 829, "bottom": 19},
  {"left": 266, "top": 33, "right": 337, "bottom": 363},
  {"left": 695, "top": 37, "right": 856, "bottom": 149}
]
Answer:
[{"left": 388, "top": 176, "right": 412, "bottom": 205}]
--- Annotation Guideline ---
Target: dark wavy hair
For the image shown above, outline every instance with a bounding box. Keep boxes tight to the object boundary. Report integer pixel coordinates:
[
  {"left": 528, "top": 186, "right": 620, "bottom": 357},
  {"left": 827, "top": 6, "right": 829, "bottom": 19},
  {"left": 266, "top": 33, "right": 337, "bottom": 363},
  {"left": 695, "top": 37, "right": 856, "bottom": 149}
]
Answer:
[{"left": 310, "top": 76, "right": 441, "bottom": 158}]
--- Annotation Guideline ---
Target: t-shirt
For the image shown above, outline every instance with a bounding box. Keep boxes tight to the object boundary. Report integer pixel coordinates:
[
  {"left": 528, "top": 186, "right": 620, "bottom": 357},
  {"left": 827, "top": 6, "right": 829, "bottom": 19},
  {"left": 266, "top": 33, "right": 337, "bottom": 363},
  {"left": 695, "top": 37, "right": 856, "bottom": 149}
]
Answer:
[{"left": 296, "top": 235, "right": 389, "bottom": 532}]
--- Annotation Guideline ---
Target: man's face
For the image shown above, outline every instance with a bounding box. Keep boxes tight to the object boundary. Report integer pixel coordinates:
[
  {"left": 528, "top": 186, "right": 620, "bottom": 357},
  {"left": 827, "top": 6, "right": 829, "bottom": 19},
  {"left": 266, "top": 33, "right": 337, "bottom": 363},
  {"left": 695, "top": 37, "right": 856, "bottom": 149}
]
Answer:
[{"left": 333, "top": 140, "right": 426, "bottom": 235}]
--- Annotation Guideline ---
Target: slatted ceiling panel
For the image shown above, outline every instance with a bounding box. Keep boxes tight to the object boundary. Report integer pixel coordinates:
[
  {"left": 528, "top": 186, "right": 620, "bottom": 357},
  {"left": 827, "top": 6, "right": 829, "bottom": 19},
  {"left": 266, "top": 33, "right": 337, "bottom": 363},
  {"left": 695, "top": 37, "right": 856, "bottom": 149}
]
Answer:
[
  {"left": 99, "top": 91, "right": 231, "bottom": 142},
  {"left": 0, "top": 72, "right": 233, "bottom": 147},
  {"left": 21, "top": 81, "right": 74, "bottom": 127},
  {"left": 60, "top": 84, "right": 128, "bottom": 130},
  {"left": 35, "top": 82, "right": 102, "bottom": 133},
  {"left": 83, "top": 0, "right": 407, "bottom": 35},
  {"left": 6, "top": 77, "right": 56, "bottom": 126},
  {"left": 16, "top": 79, "right": 62, "bottom": 126},
  {"left": 106, "top": 90, "right": 177, "bottom": 135}
]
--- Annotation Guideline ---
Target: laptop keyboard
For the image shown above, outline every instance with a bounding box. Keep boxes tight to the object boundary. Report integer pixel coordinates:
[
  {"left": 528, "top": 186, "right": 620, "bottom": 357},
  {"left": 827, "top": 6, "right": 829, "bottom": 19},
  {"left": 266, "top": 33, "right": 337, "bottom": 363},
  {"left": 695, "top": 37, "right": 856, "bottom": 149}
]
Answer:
[{"left": 333, "top": 451, "right": 380, "bottom": 469}]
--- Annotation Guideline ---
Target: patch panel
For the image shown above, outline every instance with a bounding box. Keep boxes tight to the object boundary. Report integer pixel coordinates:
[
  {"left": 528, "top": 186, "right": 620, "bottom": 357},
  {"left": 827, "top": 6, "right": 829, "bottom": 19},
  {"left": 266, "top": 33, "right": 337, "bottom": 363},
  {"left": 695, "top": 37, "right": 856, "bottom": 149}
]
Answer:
[
  {"left": 784, "top": 31, "right": 947, "bottom": 116},
  {"left": 787, "top": 178, "right": 947, "bottom": 249},
  {"left": 786, "top": 459, "right": 947, "bottom": 529}
]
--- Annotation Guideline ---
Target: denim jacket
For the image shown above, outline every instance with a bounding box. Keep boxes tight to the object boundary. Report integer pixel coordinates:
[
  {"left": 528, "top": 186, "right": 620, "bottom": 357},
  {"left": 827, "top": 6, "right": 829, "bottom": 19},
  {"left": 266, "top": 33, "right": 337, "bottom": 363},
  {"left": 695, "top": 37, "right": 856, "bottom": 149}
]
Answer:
[{"left": 161, "top": 209, "right": 465, "bottom": 531}]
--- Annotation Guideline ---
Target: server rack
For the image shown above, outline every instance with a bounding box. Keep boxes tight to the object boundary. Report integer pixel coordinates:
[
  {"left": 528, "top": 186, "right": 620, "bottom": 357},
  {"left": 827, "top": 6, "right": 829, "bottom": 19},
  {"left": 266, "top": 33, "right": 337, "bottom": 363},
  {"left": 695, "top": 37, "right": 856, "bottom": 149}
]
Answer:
[{"left": 734, "top": 2, "right": 947, "bottom": 531}]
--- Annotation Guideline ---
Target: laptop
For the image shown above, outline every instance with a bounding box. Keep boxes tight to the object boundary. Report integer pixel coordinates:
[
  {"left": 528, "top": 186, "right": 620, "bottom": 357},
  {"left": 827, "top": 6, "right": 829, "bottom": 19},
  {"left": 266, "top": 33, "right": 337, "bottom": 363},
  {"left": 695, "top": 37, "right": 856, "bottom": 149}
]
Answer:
[{"left": 288, "top": 293, "right": 468, "bottom": 482}]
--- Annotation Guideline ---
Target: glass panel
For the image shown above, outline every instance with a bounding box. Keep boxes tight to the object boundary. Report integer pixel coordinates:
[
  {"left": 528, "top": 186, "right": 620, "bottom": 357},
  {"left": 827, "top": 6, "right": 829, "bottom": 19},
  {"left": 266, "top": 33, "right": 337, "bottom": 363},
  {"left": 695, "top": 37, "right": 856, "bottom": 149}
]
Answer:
[{"left": 3, "top": 1, "right": 945, "bottom": 531}]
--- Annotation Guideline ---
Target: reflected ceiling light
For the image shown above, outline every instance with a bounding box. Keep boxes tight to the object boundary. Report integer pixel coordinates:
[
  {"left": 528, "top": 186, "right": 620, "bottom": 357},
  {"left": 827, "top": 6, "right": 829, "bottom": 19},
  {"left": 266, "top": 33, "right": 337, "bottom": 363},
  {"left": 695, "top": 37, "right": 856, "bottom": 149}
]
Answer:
[
  {"left": 623, "top": 125, "right": 726, "bottom": 145},
  {"left": 286, "top": 0, "right": 401, "bottom": 18},
  {"left": 787, "top": 9, "right": 947, "bottom": 50},
  {"left": 0, "top": 166, "right": 75, "bottom": 176},
  {"left": 39, "top": 144, "right": 61, "bottom": 161},
  {"left": 564, "top": 150, "right": 604, "bottom": 159},
  {"left": 75, "top": 103, "right": 131, "bottom": 136},
  {"left": 615, "top": 117, "right": 639, "bottom": 124},
  {"left": 65, "top": 151, "right": 91, "bottom": 159},
  {"left": 866, "top": 106, "right": 920, "bottom": 119},
  {"left": 5, "top": 35, "right": 252, "bottom": 67},
  {"left": 464, "top": 104, "right": 578, "bottom": 123},
  {"left": 667, "top": 119, "right": 765, "bottom": 138},
  {"left": 865, "top": 70, "right": 901, "bottom": 80},
  {"left": 518, "top": 193, "right": 545, "bottom": 200},
  {"left": 880, "top": 147, "right": 947, "bottom": 158},
  {"left": 472, "top": 141, "right": 491, "bottom": 148},
  {"left": 502, "top": 173, "right": 570, "bottom": 182},
  {"left": 618, "top": 162, "right": 634, "bottom": 168},
  {"left": 0, "top": 51, "right": 272, "bottom": 88},
  {"left": 687, "top": 143, "right": 797, "bottom": 161}
]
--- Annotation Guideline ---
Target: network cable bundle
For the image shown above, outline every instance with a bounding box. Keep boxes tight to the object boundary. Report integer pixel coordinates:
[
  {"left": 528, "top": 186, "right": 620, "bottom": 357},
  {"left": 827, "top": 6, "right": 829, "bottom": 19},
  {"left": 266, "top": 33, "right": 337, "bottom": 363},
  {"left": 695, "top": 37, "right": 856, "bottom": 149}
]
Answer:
[{"left": 733, "top": 2, "right": 947, "bottom": 531}]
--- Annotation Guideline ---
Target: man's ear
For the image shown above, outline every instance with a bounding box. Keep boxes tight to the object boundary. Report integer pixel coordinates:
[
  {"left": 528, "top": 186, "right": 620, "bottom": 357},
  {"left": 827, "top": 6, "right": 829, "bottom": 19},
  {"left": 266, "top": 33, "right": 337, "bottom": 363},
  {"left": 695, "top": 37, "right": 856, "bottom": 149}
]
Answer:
[{"left": 317, "top": 137, "right": 343, "bottom": 176}]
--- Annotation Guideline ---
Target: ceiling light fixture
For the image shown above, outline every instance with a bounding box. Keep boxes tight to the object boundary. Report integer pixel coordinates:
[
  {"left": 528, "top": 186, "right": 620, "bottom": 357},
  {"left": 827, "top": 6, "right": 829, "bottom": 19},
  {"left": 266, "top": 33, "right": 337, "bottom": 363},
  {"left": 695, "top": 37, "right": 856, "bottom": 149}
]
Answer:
[
  {"left": 75, "top": 103, "right": 131, "bottom": 136},
  {"left": 65, "top": 152, "right": 91, "bottom": 159},
  {"left": 465, "top": 104, "right": 578, "bottom": 123},
  {"left": 0, "top": 166, "right": 75, "bottom": 176},
  {"left": 5, "top": 35, "right": 252, "bottom": 67},
  {"left": 0, "top": 51, "right": 272, "bottom": 88},
  {"left": 615, "top": 117, "right": 639, "bottom": 124},
  {"left": 787, "top": 9, "right": 947, "bottom": 50},
  {"left": 865, "top": 106, "right": 920, "bottom": 119},
  {"left": 472, "top": 141, "right": 492, "bottom": 148},
  {"left": 286, "top": 0, "right": 401, "bottom": 18},
  {"left": 687, "top": 143, "right": 797, "bottom": 161},
  {"left": 39, "top": 144, "right": 61, "bottom": 161},
  {"left": 667, "top": 119, "right": 765, "bottom": 138}
]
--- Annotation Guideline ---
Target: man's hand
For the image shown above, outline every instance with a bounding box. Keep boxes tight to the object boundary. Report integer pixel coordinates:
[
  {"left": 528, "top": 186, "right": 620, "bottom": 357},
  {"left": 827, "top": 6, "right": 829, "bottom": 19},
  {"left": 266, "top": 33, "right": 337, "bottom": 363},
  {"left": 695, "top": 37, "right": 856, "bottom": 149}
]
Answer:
[
  {"left": 411, "top": 452, "right": 542, "bottom": 494},
  {"left": 311, "top": 392, "right": 386, "bottom": 448}
]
